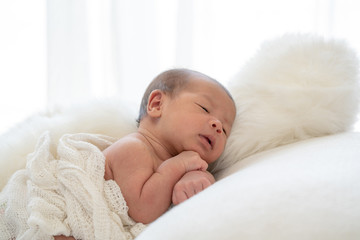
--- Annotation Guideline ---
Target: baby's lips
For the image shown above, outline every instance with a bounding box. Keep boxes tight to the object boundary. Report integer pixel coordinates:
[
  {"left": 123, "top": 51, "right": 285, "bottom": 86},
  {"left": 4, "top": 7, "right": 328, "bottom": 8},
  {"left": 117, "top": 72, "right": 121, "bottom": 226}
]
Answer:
[
  {"left": 204, "top": 134, "right": 216, "bottom": 149},
  {"left": 199, "top": 134, "right": 212, "bottom": 150}
]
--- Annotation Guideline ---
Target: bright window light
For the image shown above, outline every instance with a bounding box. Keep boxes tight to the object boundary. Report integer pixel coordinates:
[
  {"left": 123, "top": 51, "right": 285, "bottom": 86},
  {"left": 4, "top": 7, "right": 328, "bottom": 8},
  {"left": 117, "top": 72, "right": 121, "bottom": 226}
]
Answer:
[{"left": 0, "top": 0, "right": 47, "bottom": 135}]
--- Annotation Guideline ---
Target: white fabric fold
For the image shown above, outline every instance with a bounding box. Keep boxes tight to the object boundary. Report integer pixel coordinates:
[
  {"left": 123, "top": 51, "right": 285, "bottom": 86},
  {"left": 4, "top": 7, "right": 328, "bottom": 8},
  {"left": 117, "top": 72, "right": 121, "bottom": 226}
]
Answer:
[{"left": 0, "top": 132, "right": 146, "bottom": 240}]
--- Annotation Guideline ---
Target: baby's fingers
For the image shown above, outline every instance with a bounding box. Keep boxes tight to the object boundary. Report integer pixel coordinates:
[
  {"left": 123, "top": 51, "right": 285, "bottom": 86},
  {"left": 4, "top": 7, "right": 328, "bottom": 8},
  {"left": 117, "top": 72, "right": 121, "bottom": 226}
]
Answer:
[
  {"left": 197, "top": 160, "right": 208, "bottom": 171},
  {"left": 178, "top": 151, "right": 208, "bottom": 172},
  {"left": 172, "top": 189, "right": 188, "bottom": 205},
  {"left": 202, "top": 178, "right": 212, "bottom": 189},
  {"left": 183, "top": 160, "right": 208, "bottom": 172}
]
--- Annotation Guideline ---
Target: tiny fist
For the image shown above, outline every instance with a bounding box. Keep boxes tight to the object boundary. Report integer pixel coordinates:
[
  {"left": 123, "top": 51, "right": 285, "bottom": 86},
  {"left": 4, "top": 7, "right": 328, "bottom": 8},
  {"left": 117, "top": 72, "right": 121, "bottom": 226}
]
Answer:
[
  {"left": 179, "top": 151, "right": 208, "bottom": 172},
  {"left": 172, "top": 171, "right": 214, "bottom": 205},
  {"left": 198, "top": 161, "right": 208, "bottom": 171}
]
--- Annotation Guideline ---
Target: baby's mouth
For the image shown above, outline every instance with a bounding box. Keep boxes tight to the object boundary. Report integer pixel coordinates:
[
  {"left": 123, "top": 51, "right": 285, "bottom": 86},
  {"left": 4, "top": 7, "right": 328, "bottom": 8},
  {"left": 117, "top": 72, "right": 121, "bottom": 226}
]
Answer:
[
  {"left": 200, "top": 134, "right": 214, "bottom": 149},
  {"left": 205, "top": 136, "right": 211, "bottom": 145}
]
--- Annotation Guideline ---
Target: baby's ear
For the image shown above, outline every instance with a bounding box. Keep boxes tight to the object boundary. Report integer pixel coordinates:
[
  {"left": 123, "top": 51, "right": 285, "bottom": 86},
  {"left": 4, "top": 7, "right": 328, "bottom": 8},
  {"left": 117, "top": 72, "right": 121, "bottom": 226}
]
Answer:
[{"left": 147, "top": 90, "right": 165, "bottom": 118}]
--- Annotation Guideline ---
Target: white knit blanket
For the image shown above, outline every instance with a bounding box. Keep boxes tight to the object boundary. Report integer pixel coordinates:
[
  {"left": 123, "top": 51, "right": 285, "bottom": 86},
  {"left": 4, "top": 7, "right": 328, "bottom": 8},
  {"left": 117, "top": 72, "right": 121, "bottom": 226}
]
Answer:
[{"left": 0, "top": 132, "right": 146, "bottom": 240}]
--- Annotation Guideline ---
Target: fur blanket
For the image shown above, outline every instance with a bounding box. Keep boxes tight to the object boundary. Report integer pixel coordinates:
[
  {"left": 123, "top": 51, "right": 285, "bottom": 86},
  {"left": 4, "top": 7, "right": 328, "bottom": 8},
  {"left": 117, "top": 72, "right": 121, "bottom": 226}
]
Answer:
[{"left": 0, "top": 132, "right": 145, "bottom": 240}]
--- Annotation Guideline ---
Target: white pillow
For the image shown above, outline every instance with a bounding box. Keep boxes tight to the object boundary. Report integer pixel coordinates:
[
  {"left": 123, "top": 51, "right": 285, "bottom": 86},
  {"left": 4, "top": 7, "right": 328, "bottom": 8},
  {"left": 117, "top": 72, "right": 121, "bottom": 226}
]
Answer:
[
  {"left": 212, "top": 34, "right": 360, "bottom": 174},
  {"left": 137, "top": 132, "right": 360, "bottom": 240}
]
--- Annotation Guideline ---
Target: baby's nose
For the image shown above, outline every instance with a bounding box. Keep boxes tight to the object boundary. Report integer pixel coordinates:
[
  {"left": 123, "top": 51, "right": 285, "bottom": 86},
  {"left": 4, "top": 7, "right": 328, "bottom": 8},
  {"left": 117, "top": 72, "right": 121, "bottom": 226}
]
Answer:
[{"left": 210, "top": 119, "right": 222, "bottom": 134}]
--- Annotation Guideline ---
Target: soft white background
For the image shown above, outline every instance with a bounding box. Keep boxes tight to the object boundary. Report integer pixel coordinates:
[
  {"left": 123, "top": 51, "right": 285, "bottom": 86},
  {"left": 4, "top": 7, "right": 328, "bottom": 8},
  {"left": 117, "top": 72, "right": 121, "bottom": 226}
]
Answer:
[{"left": 0, "top": 0, "right": 359, "bottom": 135}]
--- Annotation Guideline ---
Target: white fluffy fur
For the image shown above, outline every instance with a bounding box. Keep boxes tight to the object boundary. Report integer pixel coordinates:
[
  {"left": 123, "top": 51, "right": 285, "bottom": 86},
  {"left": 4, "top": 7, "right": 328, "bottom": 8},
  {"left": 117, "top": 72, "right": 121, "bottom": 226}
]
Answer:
[
  {"left": 1, "top": 34, "right": 359, "bottom": 188},
  {"left": 212, "top": 34, "right": 360, "bottom": 174},
  {"left": 0, "top": 99, "right": 137, "bottom": 189}
]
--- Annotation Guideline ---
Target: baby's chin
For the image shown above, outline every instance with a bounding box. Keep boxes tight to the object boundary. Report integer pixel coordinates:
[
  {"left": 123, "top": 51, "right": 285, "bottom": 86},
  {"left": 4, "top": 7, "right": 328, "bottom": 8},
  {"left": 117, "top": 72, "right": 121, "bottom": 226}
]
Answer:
[
  {"left": 198, "top": 152, "right": 219, "bottom": 165},
  {"left": 184, "top": 146, "right": 220, "bottom": 164}
]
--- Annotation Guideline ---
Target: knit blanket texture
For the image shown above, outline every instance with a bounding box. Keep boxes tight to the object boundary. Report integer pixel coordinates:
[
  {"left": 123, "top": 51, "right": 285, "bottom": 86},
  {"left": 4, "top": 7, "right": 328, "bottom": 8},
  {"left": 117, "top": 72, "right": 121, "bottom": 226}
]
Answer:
[{"left": 0, "top": 132, "right": 146, "bottom": 240}]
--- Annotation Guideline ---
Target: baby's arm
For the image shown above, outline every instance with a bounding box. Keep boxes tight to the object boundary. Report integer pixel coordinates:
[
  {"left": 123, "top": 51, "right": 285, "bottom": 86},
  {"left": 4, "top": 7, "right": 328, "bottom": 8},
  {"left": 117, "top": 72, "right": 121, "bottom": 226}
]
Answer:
[
  {"left": 172, "top": 170, "right": 215, "bottom": 205},
  {"left": 106, "top": 141, "right": 208, "bottom": 224}
]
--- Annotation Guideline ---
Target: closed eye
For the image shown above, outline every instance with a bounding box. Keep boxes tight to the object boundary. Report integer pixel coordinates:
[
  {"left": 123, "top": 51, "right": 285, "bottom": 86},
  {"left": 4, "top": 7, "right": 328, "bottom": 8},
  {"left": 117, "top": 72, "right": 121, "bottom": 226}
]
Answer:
[
  {"left": 201, "top": 106, "right": 209, "bottom": 113},
  {"left": 196, "top": 103, "right": 209, "bottom": 113},
  {"left": 196, "top": 103, "right": 228, "bottom": 136},
  {"left": 223, "top": 128, "right": 227, "bottom": 136}
]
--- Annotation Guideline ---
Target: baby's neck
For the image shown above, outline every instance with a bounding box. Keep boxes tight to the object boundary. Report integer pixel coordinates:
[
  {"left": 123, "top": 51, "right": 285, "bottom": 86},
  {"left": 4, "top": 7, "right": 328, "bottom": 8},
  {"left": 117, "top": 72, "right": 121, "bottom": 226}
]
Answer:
[{"left": 137, "top": 128, "right": 174, "bottom": 161}]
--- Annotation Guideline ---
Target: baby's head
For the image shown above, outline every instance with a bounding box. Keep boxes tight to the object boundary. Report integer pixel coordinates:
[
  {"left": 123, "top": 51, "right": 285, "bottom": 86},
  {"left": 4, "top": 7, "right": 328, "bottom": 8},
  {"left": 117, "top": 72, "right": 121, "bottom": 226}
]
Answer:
[
  {"left": 137, "top": 68, "right": 234, "bottom": 125},
  {"left": 137, "top": 68, "right": 236, "bottom": 163}
]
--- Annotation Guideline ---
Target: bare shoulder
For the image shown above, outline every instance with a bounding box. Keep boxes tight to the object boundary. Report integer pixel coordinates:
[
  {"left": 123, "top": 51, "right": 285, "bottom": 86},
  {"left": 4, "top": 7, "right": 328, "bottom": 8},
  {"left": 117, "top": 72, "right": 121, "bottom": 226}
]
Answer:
[
  {"left": 104, "top": 133, "right": 155, "bottom": 180},
  {"left": 104, "top": 133, "right": 149, "bottom": 157}
]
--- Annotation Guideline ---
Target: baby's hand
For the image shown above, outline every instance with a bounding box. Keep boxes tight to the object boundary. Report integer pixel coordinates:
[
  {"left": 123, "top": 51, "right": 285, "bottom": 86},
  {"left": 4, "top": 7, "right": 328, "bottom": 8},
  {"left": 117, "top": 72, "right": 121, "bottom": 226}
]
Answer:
[
  {"left": 172, "top": 170, "right": 215, "bottom": 205},
  {"left": 173, "top": 151, "right": 208, "bottom": 173}
]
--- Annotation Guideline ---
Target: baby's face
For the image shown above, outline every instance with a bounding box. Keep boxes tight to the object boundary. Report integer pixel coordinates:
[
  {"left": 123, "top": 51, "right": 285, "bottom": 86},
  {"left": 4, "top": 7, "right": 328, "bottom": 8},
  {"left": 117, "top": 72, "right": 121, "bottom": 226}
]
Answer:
[{"left": 160, "top": 76, "right": 236, "bottom": 163}]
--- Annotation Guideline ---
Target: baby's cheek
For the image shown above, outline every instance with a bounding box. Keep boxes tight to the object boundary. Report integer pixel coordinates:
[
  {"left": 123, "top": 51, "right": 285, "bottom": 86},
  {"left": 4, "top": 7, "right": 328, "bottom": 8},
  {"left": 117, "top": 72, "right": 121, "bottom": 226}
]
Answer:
[
  {"left": 213, "top": 142, "right": 226, "bottom": 160},
  {"left": 218, "top": 139, "right": 226, "bottom": 153}
]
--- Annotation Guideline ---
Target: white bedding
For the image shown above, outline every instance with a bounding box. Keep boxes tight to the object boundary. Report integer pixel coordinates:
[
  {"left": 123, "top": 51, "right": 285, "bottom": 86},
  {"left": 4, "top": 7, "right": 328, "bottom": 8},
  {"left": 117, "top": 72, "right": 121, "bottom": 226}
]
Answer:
[
  {"left": 0, "top": 132, "right": 145, "bottom": 240},
  {"left": 137, "top": 132, "right": 360, "bottom": 240},
  {"left": 0, "top": 33, "right": 359, "bottom": 240}
]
